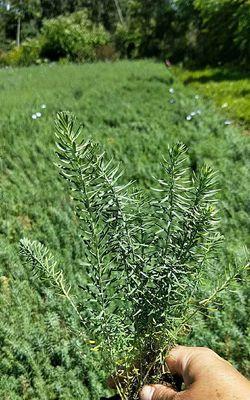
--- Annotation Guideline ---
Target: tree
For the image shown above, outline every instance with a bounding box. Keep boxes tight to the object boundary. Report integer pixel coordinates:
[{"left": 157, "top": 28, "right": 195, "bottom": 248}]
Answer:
[
  {"left": 40, "top": 0, "right": 81, "bottom": 19},
  {"left": 193, "top": 0, "right": 249, "bottom": 65},
  {"left": 83, "top": 0, "right": 126, "bottom": 31},
  {"left": 1, "top": 0, "right": 41, "bottom": 46}
]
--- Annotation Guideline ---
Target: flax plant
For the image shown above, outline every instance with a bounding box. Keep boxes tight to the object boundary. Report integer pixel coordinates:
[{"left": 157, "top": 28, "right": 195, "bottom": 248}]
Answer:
[{"left": 20, "top": 112, "right": 247, "bottom": 400}]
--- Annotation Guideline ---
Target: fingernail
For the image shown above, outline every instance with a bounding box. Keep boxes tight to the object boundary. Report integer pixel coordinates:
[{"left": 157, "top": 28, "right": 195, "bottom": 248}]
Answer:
[{"left": 140, "top": 385, "right": 155, "bottom": 400}]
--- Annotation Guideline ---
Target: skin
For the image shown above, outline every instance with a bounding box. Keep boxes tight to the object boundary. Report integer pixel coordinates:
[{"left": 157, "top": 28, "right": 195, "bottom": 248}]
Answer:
[{"left": 140, "top": 346, "right": 250, "bottom": 400}]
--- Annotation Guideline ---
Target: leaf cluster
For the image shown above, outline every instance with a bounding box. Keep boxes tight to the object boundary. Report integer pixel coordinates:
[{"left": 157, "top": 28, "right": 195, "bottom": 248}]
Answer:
[{"left": 20, "top": 112, "right": 248, "bottom": 399}]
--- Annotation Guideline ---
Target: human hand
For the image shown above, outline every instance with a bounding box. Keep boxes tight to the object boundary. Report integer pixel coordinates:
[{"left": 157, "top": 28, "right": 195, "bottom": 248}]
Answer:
[{"left": 140, "top": 346, "right": 250, "bottom": 400}]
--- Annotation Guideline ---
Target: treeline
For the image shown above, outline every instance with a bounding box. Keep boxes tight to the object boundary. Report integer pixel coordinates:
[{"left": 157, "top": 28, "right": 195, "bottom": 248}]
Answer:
[{"left": 0, "top": 0, "right": 249, "bottom": 67}]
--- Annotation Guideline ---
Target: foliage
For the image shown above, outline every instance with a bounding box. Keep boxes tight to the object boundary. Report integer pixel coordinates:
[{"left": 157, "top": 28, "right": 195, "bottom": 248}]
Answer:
[
  {"left": 113, "top": 1, "right": 168, "bottom": 59},
  {"left": 0, "top": 37, "right": 43, "bottom": 66},
  {"left": 39, "top": 0, "right": 126, "bottom": 31},
  {"left": 0, "top": 61, "right": 249, "bottom": 398},
  {"left": 234, "top": 1, "right": 250, "bottom": 64},
  {"left": 40, "top": 11, "right": 110, "bottom": 62},
  {"left": 40, "top": 0, "right": 82, "bottom": 19},
  {"left": 192, "top": 0, "right": 250, "bottom": 66},
  {"left": 116, "top": 0, "right": 250, "bottom": 66},
  {"left": 7, "top": 0, "right": 41, "bottom": 18},
  {"left": 1, "top": 0, "right": 41, "bottom": 47},
  {"left": 19, "top": 112, "right": 247, "bottom": 399},
  {"left": 94, "top": 44, "right": 118, "bottom": 61},
  {"left": 0, "top": 49, "right": 6, "bottom": 66},
  {"left": 114, "top": 23, "right": 142, "bottom": 58},
  {"left": 0, "top": 274, "right": 104, "bottom": 400},
  {"left": 187, "top": 265, "right": 250, "bottom": 378},
  {"left": 85, "top": 0, "right": 126, "bottom": 31},
  {"left": 1, "top": 0, "right": 250, "bottom": 66},
  {"left": 174, "top": 67, "right": 250, "bottom": 129}
]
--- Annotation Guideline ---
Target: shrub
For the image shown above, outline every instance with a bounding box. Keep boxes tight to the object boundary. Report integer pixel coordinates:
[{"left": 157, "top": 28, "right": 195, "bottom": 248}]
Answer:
[
  {"left": 94, "top": 44, "right": 118, "bottom": 61},
  {"left": 114, "top": 24, "right": 142, "bottom": 58},
  {"left": 193, "top": 0, "right": 250, "bottom": 66},
  {"left": 112, "top": 0, "right": 250, "bottom": 66},
  {"left": 20, "top": 112, "right": 247, "bottom": 399},
  {"left": 41, "top": 11, "right": 110, "bottom": 62},
  {"left": 0, "top": 49, "right": 7, "bottom": 67},
  {"left": 234, "top": 2, "right": 250, "bottom": 64},
  {"left": 2, "top": 38, "right": 42, "bottom": 67}
]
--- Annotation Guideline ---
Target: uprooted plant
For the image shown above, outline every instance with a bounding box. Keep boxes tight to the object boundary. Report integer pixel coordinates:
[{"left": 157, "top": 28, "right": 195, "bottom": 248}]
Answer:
[{"left": 20, "top": 112, "right": 248, "bottom": 399}]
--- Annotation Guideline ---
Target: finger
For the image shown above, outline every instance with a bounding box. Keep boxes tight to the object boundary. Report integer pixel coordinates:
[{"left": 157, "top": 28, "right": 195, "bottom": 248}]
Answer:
[
  {"left": 166, "top": 346, "right": 190, "bottom": 376},
  {"left": 140, "top": 384, "right": 178, "bottom": 400},
  {"left": 166, "top": 346, "right": 221, "bottom": 385}
]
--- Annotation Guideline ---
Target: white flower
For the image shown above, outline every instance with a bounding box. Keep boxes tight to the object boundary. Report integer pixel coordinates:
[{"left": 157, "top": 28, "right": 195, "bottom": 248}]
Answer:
[
  {"left": 221, "top": 102, "right": 228, "bottom": 108},
  {"left": 41, "top": 104, "right": 46, "bottom": 109},
  {"left": 169, "top": 87, "right": 175, "bottom": 94},
  {"left": 32, "top": 114, "right": 37, "bottom": 120},
  {"left": 196, "top": 109, "right": 201, "bottom": 115},
  {"left": 224, "top": 120, "right": 232, "bottom": 125},
  {"left": 186, "top": 115, "right": 192, "bottom": 121},
  {"left": 36, "top": 112, "right": 42, "bottom": 118},
  {"left": 191, "top": 111, "right": 196, "bottom": 116}
]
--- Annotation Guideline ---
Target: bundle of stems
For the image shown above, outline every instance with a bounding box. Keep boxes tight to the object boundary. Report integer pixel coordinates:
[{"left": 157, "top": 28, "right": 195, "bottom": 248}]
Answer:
[{"left": 20, "top": 112, "right": 248, "bottom": 400}]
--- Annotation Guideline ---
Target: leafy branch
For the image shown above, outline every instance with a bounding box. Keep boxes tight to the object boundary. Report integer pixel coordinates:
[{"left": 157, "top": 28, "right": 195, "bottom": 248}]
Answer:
[
  {"left": 20, "top": 238, "right": 85, "bottom": 326},
  {"left": 20, "top": 112, "right": 248, "bottom": 400}
]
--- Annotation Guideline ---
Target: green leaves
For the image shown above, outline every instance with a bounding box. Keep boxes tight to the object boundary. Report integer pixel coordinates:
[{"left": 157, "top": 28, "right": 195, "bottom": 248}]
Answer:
[
  {"left": 20, "top": 111, "right": 245, "bottom": 399},
  {"left": 20, "top": 238, "right": 85, "bottom": 326},
  {"left": 41, "top": 11, "right": 110, "bottom": 62},
  {"left": 20, "top": 238, "right": 63, "bottom": 286},
  {"left": 55, "top": 112, "right": 140, "bottom": 347}
]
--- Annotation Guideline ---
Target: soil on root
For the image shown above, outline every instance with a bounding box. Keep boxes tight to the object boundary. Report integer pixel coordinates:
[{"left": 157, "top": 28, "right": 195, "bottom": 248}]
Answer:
[{"left": 100, "top": 373, "right": 183, "bottom": 400}]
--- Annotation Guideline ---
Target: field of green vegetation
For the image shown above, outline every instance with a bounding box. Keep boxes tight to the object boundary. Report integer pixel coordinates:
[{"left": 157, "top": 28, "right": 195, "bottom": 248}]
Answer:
[
  {"left": 175, "top": 67, "right": 250, "bottom": 129},
  {"left": 0, "top": 60, "right": 249, "bottom": 399}
]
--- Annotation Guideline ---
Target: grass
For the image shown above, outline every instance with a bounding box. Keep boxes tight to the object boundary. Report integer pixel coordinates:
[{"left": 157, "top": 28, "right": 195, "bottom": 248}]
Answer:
[
  {"left": 174, "top": 66, "right": 250, "bottom": 130},
  {"left": 0, "top": 60, "right": 249, "bottom": 399}
]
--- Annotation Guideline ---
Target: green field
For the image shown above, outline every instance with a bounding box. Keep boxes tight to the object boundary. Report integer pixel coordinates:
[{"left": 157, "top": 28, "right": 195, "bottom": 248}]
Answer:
[
  {"left": 174, "top": 67, "right": 250, "bottom": 130},
  {"left": 0, "top": 60, "right": 249, "bottom": 399}
]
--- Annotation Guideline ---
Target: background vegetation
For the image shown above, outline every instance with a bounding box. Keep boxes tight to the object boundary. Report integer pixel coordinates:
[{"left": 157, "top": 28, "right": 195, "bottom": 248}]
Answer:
[
  {"left": 0, "top": 0, "right": 250, "bottom": 67},
  {"left": 0, "top": 61, "right": 249, "bottom": 399},
  {"left": 174, "top": 67, "right": 250, "bottom": 129},
  {"left": 0, "top": 0, "right": 249, "bottom": 398}
]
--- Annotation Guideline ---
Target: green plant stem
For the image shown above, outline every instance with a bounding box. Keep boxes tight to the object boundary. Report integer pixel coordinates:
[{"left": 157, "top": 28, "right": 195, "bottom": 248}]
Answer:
[{"left": 140, "top": 266, "right": 247, "bottom": 392}]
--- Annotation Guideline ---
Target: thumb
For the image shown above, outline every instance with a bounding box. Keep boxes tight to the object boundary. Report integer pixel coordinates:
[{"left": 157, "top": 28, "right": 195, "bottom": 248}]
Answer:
[{"left": 140, "top": 384, "right": 177, "bottom": 400}]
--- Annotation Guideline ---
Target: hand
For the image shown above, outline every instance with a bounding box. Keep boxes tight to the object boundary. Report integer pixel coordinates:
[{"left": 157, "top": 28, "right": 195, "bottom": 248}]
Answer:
[{"left": 140, "top": 346, "right": 250, "bottom": 400}]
